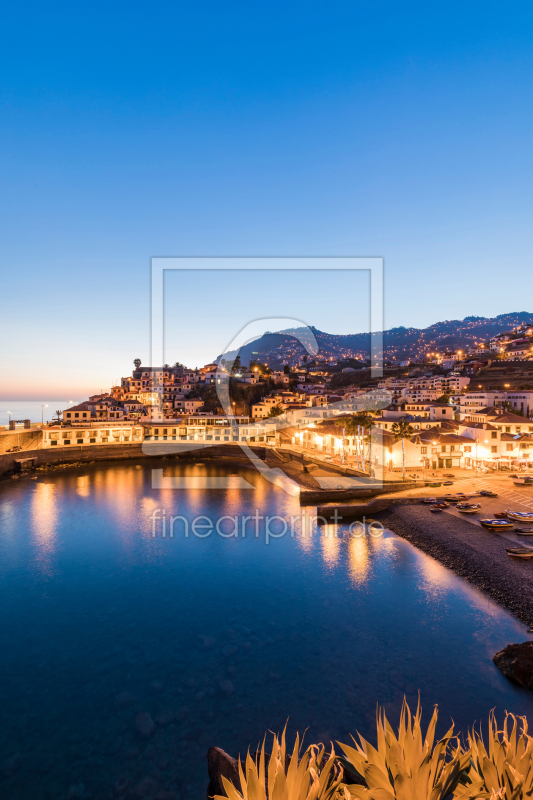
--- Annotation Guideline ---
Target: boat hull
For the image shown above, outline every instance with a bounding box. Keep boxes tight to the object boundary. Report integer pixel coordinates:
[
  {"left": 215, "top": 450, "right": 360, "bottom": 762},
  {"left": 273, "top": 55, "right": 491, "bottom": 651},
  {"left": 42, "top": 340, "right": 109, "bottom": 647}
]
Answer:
[
  {"left": 506, "top": 550, "right": 533, "bottom": 559},
  {"left": 480, "top": 520, "right": 514, "bottom": 530},
  {"left": 506, "top": 512, "right": 533, "bottom": 522}
]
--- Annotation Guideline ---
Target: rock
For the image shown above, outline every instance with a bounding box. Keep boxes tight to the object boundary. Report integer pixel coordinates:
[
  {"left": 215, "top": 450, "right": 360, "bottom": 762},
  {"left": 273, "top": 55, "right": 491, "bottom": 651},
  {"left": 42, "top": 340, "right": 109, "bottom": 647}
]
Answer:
[
  {"left": 115, "top": 691, "right": 135, "bottom": 708},
  {"left": 218, "top": 679, "right": 235, "bottom": 698},
  {"left": 155, "top": 710, "right": 175, "bottom": 726},
  {"left": 1, "top": 752, "right": 22, "bottom": 776},
  {"left": 206, "top": 747, "right": 241, "bottom": 800},
  {"left": 176, "top": 706, "right": 189, "bottom": 721},
  {"left": 135, "top": 712, "right": 156, "bottom": 738},
  {"left": 195, "top": 690, "right": 206, "bottom": 702},
  {"left": 131, "top": 777, "right": 159, "bottom": 798},
  {"left": 155, "top": 792, "right": 176, "bottom": 800},
  {"left": 150, "top": 681, "right": 164, "bottom": 692},
  {"left": 389, "top": 670, "right": 406, "bottom": 690},
  {"left": 199, "top": 635, "right": 217, "bottom": 649},
  {"left": 66, "top": 785, "right": 86, "bottom": 799},
  {"left": 113, "top": 777, "right": 128, "bottom": 796},
  {"left": 493, "top": 641, "right": 533, "bottom": 688},
  {"left": 221, "top": 645, "right": 238, "bottom": 657}
]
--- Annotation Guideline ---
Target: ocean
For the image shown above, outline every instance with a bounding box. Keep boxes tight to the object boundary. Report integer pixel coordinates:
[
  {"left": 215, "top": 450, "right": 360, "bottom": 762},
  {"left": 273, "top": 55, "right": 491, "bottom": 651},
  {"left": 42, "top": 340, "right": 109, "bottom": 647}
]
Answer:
[{"left": 0, "top": 400, "right": 82, "bottom": 426}]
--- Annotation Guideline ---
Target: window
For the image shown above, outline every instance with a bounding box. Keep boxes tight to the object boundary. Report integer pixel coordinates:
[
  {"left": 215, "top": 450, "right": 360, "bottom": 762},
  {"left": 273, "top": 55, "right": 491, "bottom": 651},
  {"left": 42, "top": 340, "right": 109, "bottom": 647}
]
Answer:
[
  {"left": 421, "top": 446, "right": 427, "bottom": 454},
  {"left": 491, "top": 446, "right": 497, "bottom": 453},
  {"left": 464, "top": 446, "right": 471, "bottom": 453},
  {"left": 441, "top": 445, "right": 446, "bottom": 452},
  {"left": 491, "top": 431, "right": 497, "bottom": 438},
  {"left": 506, "top": 444, "right": 513, "bottom": 451}
]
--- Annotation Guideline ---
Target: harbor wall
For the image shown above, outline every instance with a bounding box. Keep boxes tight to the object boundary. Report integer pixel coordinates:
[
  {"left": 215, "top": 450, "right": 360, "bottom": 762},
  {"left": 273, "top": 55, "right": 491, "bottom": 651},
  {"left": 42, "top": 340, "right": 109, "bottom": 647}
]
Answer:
[{"left": 0, "top": 443, "right": 269, "bottom": 478}]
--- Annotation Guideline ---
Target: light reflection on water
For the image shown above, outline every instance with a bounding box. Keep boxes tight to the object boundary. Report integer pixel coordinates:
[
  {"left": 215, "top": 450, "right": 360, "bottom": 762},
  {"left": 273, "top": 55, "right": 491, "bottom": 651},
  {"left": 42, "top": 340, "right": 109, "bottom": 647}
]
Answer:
[{"left": 0, "top": 459, "right": 532, "bottom": 800}]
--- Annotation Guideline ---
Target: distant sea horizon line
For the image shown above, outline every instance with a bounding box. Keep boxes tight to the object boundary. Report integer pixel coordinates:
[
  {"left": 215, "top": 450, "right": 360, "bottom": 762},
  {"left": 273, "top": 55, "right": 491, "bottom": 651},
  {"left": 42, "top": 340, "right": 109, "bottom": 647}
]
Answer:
[{"left": 0, "top": 400, "right": 84, "bottom": 426}]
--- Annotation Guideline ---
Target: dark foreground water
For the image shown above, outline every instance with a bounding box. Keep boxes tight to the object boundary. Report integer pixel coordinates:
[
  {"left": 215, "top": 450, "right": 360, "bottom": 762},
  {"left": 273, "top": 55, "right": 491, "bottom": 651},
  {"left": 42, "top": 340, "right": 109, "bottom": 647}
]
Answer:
[{"left": 1, "top": 459, "right": 533, "bottom": 800}]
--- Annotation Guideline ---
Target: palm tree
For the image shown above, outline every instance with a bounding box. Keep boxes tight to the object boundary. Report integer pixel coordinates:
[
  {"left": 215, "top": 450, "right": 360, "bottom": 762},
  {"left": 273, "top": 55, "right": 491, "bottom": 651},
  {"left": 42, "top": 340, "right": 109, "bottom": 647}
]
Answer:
[
  {"left": 391, "top": 419, "right": 415, "bottom": 481},
  {"left": 334, "top": 416, "right": 359, "bottom": 465},
  {"left": 336, "top": 413, "right": 374, "bottom": 472}
]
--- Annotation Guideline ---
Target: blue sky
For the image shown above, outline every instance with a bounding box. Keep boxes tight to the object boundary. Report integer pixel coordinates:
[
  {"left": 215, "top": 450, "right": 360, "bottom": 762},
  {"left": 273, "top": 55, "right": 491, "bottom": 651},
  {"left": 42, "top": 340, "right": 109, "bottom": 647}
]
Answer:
[{"left": 1, "top": 1, "right": 532, "bottom": 397}]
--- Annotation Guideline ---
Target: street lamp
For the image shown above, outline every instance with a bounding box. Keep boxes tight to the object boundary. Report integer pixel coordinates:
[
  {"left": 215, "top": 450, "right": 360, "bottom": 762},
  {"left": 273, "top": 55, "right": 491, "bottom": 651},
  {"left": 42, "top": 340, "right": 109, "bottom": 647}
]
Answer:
[
  {"left": 42, "top": 404, "right": 48, "bottom": 424},
  {"left": 431, "top": 441, "right": 437, "bottom": 474},
  {"left": 475, "top": 438, "right": 489, "bottom": 477},
  {"left": 7, "top": 411, "right": 11, "bottom": 427}
]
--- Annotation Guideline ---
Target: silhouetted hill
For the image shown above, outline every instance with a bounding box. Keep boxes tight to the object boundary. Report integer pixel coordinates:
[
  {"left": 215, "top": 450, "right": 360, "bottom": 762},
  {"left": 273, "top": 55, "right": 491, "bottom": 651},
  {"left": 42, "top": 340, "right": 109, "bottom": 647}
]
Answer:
[{"left": 215, "top": 312, "right": 533, "bottom": 367}]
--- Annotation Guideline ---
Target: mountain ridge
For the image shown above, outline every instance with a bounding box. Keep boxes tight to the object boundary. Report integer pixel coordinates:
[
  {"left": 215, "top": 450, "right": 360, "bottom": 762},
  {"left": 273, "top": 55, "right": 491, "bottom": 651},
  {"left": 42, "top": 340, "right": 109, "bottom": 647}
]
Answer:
[{"left": 215, "top": 311, "right": 533, "bottom": 367}]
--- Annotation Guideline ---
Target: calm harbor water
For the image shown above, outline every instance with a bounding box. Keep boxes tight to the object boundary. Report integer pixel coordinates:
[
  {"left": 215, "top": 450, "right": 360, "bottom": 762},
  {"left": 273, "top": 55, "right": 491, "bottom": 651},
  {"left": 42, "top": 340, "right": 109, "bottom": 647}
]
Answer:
[
  {"left": 1, "top": 459, "right": 533, "bottom": 800},
  {"left": 0, "top": 401, "right": 77, "bottom": 426}
]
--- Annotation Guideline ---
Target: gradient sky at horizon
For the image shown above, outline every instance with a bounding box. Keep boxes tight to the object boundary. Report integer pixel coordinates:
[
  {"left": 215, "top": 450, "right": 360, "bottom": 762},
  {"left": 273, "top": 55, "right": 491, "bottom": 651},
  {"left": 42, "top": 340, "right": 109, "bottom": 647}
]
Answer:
[{"left": 1, "top": 1, "right": 533, "bottom": 399}]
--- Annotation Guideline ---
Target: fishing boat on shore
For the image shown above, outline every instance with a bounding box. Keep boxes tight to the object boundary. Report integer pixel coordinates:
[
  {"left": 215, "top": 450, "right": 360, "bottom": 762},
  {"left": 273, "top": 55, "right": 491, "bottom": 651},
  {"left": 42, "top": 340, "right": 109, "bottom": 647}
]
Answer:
[
  {"left": 512, "top": 477, "right": 533, "bottom": 487},
  {"left": 516, "top": 528, "right": 533, "bottom": 535},
  {"left": 506, "top": 547, "right": 533, "bottom": 560},
  {"left": 456, "top": 503, "right": 481, "bottom": 514},
  {"left": 480, "top": 519, "right": 514, "bottom": 531},
  {"left": 506, "top": 510, "right": 533, "bottom": 523}
]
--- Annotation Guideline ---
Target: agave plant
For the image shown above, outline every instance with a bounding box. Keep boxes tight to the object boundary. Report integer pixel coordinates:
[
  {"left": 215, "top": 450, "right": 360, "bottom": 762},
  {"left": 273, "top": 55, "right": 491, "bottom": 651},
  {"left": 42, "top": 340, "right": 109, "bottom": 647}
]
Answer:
[
  {"left": 453, "top": 712, "right": 533, "bottom": 799},
  {"left": 338, "top": 699, "right": 471, "bottom": 799},
  {"left": 215, "top": 726, "right": 345, "bottom": 800}
]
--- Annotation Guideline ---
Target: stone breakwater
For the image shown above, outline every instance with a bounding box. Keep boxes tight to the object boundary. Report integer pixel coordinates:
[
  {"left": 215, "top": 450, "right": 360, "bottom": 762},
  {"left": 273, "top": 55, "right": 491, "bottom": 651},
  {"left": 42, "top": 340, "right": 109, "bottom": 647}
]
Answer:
[{"left": 377, "top": 505, "right": 533, "bottom": 626}]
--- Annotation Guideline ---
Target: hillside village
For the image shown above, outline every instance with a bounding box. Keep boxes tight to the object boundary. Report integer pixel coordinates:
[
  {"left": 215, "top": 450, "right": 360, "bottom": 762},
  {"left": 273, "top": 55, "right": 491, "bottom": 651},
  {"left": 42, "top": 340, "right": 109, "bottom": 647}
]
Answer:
[{"left": 4, "top": 317, "right": 533, "bottom": 476}]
